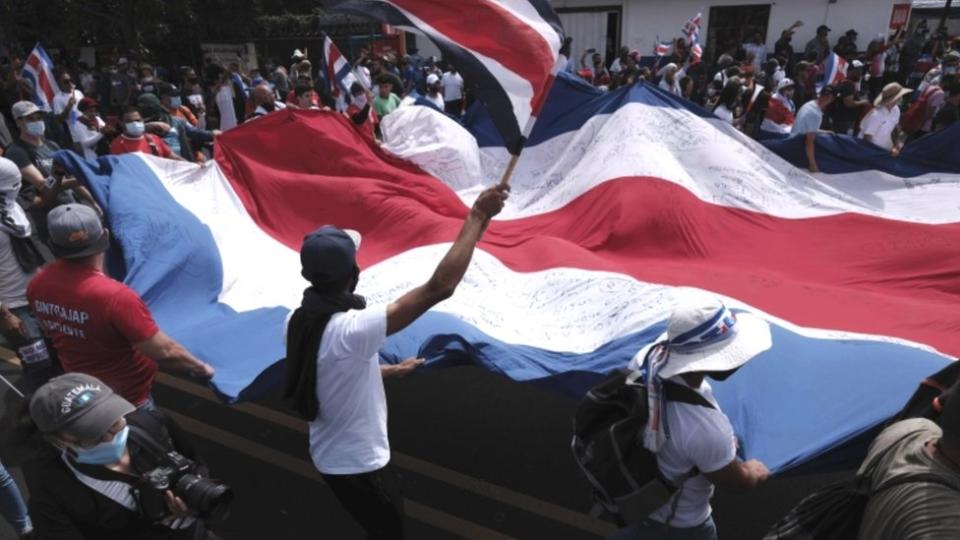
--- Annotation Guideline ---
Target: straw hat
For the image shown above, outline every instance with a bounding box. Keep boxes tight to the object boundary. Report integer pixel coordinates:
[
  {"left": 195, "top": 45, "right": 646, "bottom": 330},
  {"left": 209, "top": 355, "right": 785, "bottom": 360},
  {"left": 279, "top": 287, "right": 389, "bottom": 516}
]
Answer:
[{"left": 874, "top": 82, "right": 912, "bottom": 107}]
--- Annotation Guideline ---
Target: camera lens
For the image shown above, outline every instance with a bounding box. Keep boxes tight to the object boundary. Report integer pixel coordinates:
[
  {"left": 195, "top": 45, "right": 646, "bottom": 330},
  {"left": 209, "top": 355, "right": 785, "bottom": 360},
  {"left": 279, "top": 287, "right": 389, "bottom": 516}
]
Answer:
[{"left": 175, "top": 474, "right": 234, "bottom": 521}]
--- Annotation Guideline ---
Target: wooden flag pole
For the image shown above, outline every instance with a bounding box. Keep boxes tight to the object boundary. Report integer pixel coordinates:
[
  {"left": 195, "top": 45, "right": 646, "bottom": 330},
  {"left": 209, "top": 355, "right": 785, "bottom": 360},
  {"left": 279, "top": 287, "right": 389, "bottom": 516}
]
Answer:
[{"left": 498, "top": 153, "right": 521, "bottom": 188}]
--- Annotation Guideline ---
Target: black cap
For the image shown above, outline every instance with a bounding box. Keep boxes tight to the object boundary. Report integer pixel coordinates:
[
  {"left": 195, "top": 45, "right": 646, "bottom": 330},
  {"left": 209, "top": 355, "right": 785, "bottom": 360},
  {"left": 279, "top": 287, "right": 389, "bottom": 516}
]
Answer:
[
  {"left": 30, "top": 373, "right": 135, "bottom": 441},
  {"left": 300, "top": 226, "right": 361, "bottom": 285},
  {"left": 846, "top": 29, "right": 858, "bottom": 36},
  {"left": 819, "top": 84, "right": 838, "bottom": 98},
  {"left": 817, "top": 25, "right": 831, "bottom": 34},
  {"left": 158, "top": 83, "right": 179, "bottom": 97}
]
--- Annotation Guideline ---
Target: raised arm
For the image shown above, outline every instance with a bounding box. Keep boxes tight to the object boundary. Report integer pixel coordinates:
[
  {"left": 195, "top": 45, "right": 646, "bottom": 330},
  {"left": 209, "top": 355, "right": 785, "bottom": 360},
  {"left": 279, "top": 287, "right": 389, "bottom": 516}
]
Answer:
[
  {"left": 386, "top": 185, "right": 508, "bottom": 336},
  {"left": 805, "top": 132, "right": 819, "bottom": 173}
]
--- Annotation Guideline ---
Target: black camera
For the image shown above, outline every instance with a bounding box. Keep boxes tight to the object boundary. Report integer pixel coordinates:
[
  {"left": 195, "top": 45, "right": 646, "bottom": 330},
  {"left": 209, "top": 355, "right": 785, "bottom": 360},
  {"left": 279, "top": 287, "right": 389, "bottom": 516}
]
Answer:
[{"left": 137, "top": 450, "right": 233, "bottom": 522}]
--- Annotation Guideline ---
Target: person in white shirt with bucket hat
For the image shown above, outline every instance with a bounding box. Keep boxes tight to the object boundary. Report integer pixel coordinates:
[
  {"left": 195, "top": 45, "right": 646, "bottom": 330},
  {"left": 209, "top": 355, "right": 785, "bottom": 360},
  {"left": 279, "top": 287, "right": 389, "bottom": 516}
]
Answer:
[{"left": 617, "top": 291, "right": 773, "bottom": 540}]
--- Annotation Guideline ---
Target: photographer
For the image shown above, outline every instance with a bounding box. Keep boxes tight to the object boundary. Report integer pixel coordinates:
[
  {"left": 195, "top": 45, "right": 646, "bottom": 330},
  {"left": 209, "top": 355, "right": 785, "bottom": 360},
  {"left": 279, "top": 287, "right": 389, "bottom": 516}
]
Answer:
[{"left": 23, "top": 373, "right": 230, "bottom": 540}]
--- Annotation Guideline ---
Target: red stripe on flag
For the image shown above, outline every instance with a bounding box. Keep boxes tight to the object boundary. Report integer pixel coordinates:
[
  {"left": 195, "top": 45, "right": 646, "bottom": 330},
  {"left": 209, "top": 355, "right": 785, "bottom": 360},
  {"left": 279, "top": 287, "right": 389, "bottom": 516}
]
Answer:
[
  {"left": 25, "top": 52, "right": 56, "bottom": 105},
  {"left": 326, "top": 40, "right": 341, "bottom": 96},
  {"left": 388, "top": 0, "right": 556, "bottom": 100},
  {"left": 214, "top": 111, "right": 960, "bottom": 357}
]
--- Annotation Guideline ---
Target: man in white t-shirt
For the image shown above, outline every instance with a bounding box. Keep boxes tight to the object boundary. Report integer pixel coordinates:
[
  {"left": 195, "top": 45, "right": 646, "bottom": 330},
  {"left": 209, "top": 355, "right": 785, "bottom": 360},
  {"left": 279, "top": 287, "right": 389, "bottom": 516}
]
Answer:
[
  {"left": 423, "top": 73, "right": 445, "bottom": 110},
  {"left": 441, "top": 65, "right": 465, "bottom": 117},
  {"left": 620, "top": 292, "right": 772, "bottom": 539},
  {"left": 283, "top": 185, "right": 508, "bottom": 538},
  {"left": 52, "top": 72, "right": 83, "bottom": 127},
  {"left": 861, "top": 82, "right": 911, "bottom": 153}
]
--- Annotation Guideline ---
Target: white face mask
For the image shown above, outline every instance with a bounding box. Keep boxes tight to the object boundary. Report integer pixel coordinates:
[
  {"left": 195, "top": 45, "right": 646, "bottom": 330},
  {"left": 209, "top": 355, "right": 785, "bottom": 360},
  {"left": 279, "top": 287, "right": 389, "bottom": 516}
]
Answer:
[
  {"left": 25, "top": 120, "right": 45, "bottom": 137},
  {"left": 352, "top": 94, "right": 368, "bottom": 108},
  {"left": 125, "top": 121, "right": 145, "bottom": 137}
]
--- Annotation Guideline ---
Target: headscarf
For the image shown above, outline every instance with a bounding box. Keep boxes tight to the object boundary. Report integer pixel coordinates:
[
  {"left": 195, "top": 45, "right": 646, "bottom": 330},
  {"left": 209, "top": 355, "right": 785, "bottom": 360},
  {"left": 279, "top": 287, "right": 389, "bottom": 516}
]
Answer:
[{"left": 0, "top": 157, "right": 30, "bottom": 239}]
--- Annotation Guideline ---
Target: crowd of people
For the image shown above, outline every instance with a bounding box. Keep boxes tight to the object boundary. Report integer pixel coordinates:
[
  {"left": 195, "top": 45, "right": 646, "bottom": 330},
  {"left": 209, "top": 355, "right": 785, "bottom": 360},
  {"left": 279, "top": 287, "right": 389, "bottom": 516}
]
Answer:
[
  {"left": 573, "top": 21, "right": 958, "bottom": 172},
  {"left": 0, "top": 44, "right": 469, "bottom": 162},
  {"left": 0, "top": 18, "right": 958, "bottom": 540}
]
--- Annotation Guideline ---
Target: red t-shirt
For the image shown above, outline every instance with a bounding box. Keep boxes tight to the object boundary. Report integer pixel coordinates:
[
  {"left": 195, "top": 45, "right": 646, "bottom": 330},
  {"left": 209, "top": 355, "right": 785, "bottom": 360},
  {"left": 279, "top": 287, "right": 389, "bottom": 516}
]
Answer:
[
  {"left": 110, "top": 134, "right": 173, "bottom": 158},
  {"left": 27, "top": 261, "right": 160, "bottom": 405}
]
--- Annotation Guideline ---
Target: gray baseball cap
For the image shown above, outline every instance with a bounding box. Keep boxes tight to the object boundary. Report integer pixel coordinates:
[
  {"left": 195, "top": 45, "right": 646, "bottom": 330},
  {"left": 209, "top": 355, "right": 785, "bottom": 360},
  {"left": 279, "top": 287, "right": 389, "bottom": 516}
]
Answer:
[
  {"left": 47, "top": 203, "right": 109, "bottom": 259},
  {"left": 11, "top": 100, "right": 40, "bottom": 120},
  {"left": 30, "top": 373, "right": 135, "bottom": 441}
]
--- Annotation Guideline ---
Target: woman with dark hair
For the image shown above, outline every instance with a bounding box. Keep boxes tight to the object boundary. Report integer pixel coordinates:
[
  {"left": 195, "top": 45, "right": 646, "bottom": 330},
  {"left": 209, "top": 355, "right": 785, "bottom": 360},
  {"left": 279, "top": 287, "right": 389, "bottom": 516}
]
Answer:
[
  {"left": 703, "top": 79, "right": 724, "bottom": 111},
  {"left": 713, "top": 78, "right": 744, "bottom": 128}
]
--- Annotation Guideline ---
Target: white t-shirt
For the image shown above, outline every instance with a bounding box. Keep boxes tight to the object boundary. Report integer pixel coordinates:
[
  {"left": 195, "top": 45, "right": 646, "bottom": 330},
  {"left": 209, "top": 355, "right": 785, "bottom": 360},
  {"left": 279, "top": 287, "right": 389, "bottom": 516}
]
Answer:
[
  {"left": 648, "top": 378, "right": 737, "bottom": 527},
  {"left": 251, "top": 101, "right": 287, "bottom": 119},
  {"left": 713, "top": 104, "right": 735, "bottom": 124},
  {"left": 859, "top": 105, "right": 901, "bottom": 151},
  {"left": 52, "top": 89, "right": 84, "bottom": 116},
  {"left": 425, "top": 92, "right": 445, "bottom": 110},
  {"left": 743, "top": 42, "right": 767, "bottom": 70},
  {"left": 69, "top": 116, "right": 105, "bottom": 160},
  {"left": 442, "top": 71, "right": 464, "bottom": 102},
  {"left": 294, "top": 307, "right": 390, "bottom": 475},
  {"left": 215, "top": 85, "right": 237, "bottom": 131},
  {"left": 659, "top": 78, "right": 682, "bottom": 96}
]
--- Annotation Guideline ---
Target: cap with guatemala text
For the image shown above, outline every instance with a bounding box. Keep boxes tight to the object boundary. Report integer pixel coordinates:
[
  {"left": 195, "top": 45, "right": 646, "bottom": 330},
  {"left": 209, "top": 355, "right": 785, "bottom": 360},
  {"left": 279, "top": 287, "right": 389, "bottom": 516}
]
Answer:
[
  {"left": 300, "top": 226, "right": 362, "bottom": 285},
  {"left": 30, "top": 373, "right": 135, "bottom": 441},
  {"left": 47, "top": 203, "right": 110, "bottom": 259}
]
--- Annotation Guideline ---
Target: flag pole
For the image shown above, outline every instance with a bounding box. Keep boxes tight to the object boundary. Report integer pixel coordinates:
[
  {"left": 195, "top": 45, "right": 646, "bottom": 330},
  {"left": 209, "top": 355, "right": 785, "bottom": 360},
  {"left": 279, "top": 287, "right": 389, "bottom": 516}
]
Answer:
[
  {"left": 497, "top": 41, "right": 568, "bottom": 189},
  {"left": 0, "top": 372, "right": 24, "bottom": 399},
  {"left": 498, "top": 153, "right": 521, "bottom": 188}
]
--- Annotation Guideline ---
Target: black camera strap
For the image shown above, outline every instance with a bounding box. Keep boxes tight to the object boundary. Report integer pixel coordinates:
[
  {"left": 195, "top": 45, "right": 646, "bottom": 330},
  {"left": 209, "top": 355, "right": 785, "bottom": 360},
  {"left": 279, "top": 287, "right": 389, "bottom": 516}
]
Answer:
[{"left": 128, "top": 424, "right": 174, "bottom": 464}]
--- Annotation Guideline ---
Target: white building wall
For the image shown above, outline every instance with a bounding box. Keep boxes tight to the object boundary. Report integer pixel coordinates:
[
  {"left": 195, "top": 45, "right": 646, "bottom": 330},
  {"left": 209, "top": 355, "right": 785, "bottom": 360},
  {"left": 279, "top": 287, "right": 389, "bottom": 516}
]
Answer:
[{"left": 552, "top": 0, "right": 901, "bottom": 59}]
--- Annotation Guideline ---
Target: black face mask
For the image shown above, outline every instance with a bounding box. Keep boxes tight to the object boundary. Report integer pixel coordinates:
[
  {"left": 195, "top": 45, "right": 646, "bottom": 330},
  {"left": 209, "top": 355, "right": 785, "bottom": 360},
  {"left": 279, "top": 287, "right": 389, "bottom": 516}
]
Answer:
[{"left": 706, "top": 367, "right": 740, "bottom": 381}]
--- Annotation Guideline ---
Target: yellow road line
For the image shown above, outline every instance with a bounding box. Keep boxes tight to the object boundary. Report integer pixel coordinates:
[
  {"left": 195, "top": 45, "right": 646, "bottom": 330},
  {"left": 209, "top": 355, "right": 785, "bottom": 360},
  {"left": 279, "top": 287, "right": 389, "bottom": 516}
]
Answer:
[
  {"left": 155, "top": 373, "right": 614, "bottom": 536},
  {"left": 162, "top": 409, "right": 517, "bottom": 540}
]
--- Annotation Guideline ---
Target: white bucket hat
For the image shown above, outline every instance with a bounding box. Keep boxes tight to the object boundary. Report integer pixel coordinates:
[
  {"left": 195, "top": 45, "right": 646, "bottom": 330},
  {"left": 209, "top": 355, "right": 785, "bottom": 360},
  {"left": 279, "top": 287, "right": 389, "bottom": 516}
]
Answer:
[{"left": 657, "top": 292, "right": 772, "bottom": 379}]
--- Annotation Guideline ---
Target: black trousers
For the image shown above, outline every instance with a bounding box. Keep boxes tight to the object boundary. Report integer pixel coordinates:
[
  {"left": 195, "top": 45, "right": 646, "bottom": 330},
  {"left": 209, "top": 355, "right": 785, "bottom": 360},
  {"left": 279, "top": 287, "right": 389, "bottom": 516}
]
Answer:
[
  {"left": 321, "top": 465, "right": 404, "bottom": 539},
  {"left": 444, "top": 99, "right": 463, "bottom": 117}
]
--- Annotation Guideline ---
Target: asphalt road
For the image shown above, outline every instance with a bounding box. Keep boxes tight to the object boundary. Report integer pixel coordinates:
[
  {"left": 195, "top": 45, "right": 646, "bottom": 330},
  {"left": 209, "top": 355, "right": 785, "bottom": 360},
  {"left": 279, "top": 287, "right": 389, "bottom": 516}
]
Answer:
[{"left": 0, "top": 357, "right": 850, "bottom": 540}]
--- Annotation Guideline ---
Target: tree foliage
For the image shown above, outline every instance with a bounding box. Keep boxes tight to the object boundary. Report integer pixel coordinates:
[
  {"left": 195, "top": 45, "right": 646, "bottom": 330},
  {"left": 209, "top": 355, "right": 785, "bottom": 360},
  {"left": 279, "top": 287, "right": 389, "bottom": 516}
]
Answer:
[{"left": 1, "top": 0, "right": 324, "bottom": 62}]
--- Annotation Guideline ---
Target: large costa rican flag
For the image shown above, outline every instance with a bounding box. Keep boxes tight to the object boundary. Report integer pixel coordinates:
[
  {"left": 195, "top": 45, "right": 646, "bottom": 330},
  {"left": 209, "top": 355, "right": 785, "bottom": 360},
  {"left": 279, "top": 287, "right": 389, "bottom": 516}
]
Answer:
[
  {"left": 21, "top": 44, "right": 64, "bottom": 112},
  {"left": 58, "top": 73, "right": 958, "bottom": 474},
  {"left": 321, "top": 0, "right": 564, "bottom": 154}
]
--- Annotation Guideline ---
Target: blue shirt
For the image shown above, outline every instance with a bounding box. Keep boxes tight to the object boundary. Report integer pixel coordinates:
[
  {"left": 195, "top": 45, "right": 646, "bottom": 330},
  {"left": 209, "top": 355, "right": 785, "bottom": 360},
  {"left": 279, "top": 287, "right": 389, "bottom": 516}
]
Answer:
[{"left": 791, "top": 100, "right": 823, "bottom": 136}]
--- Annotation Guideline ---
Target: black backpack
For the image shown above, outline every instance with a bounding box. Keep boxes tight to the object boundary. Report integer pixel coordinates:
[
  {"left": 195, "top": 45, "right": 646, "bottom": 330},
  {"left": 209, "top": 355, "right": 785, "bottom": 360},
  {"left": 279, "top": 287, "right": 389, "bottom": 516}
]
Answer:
[{"left": 571, "top": 368, "right": 714, "bottom": 525}]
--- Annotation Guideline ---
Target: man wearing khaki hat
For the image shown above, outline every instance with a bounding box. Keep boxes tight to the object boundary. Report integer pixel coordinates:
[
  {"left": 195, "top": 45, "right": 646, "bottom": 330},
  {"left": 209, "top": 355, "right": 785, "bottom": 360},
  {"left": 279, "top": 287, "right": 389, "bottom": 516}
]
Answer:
[
  {"left": 861, "top": 82, "right": 912, "bottom": 154},
  {"left": 27, "top": 204, "right": 213, "bottom": 408}
]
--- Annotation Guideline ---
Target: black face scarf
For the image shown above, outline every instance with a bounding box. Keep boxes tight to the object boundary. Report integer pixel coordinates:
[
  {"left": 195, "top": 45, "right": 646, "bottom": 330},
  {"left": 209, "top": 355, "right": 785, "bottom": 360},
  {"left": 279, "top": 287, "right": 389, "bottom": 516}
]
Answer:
[
  {"left": 706, "top": 367, "right": 741, "bottom": 381},
  {"left": 282, "top": 276, "right": 366, "bottom": 421}
]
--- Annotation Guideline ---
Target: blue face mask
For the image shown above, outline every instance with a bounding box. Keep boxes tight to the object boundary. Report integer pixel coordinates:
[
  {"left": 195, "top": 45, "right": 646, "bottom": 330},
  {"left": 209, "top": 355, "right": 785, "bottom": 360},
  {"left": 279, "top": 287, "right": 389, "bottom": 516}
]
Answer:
[
  {"left": 72, "top": 426, "right": 129, "bottom": 465},
  {"left": 125, "top": 121, "right": 145, "bottom": 137},
  {"left": 169, "top": 96, "right": 182, "bottom": 109},
  {"left": 25, "top": 120, "right": 45, "bottom": 137}
]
